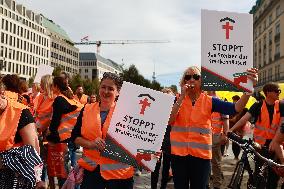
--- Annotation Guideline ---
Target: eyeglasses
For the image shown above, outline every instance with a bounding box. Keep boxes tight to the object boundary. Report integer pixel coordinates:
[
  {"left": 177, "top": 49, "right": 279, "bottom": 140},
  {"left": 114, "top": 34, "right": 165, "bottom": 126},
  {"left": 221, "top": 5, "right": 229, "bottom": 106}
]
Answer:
[{"left": 184, "top": 74, "right": 200, "bottom": 81}]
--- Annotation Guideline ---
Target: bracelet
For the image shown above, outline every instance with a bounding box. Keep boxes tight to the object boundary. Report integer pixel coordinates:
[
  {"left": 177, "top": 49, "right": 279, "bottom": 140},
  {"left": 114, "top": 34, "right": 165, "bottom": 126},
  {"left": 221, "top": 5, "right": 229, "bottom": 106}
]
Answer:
[{"left": 175, "top": 101, "right": 181, "bottom": 106}]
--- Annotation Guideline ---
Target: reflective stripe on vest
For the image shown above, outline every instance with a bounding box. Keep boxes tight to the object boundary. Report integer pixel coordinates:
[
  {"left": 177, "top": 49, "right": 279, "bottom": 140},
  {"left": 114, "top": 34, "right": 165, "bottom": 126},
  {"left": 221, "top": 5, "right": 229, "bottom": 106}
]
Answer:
[
  {"left": 253, "top": 100, "right": 280, "bottom": 145},
  {"left": 60, "top": 112, "right": 80, "bottom": 123},
  {"left": 211, "top": 117, "right": 222, "bottom": 121},
  {"left": 80, "top": 103, "right": 134, "bottom": 179},
  {"left": 38, "top": 112, "right": 52, "bottom": 120},
  {"left": 57, "top": 95, "right": 83, "bottom": 141},
  {"left": 211, "top": 123, "right": 223, "bottom": 129},
  {"left": 171, "top": 125, "right": 211, "bottom": 134},
  {"left": 211, "top": 112, "right": 224, "bottom": 135},
  {"left": 254, "top": 125, "right": 276, "bottom": 135},
  {"left": 100, "top": 163, "right": 131, "bottom": 171},
  {"left": 170, "top": 93, "right": 213, "bottom": 159},
  {"left": 171, "top": 141, "right": 212, "bottom": 150},
  {"left": 254, "top": 135, "right": 266, "bottom": 143},
  {"left": 81, "top": 155, "right": 97, "bottom": 167}
]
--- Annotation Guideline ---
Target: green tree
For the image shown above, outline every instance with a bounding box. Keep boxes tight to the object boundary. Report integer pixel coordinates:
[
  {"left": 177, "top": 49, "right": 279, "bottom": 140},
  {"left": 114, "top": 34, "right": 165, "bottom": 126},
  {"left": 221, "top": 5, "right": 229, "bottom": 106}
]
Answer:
[
  {"left": 151, "top": 80, "right": 162, "bottom": 91},
  {"left": 83, "top": 78, "right": 99, "bottom": 96},
  {"left": 28, "top": 77, "right": 34, "bottom": 87},
  {"left": 69, "top": 74, "right": 83, "bottom": 92},
  {"left": 52, "top": 66, "right": 62, "bottom": 77},
  {"left": 170, "top": 85, "right": 178, "bottom": 94},
  {"left": 120, "top": 64, "right": 162, "bottom": 90}
]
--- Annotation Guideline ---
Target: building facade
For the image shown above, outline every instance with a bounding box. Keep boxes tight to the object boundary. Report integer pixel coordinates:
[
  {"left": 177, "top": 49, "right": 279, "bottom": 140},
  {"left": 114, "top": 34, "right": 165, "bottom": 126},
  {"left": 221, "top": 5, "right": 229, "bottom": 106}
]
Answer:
[
  {"left": 79, "top": 52, "right": 122, "bottom": 80},
  {"left": 42, "top": 16, "right": 79, "bottom": 76},
  {"left": 0, "top": 0, "right": 50, "bottom": 80},
  {"left": 250, "top": 0, "right": 284, "bottom": 88}
]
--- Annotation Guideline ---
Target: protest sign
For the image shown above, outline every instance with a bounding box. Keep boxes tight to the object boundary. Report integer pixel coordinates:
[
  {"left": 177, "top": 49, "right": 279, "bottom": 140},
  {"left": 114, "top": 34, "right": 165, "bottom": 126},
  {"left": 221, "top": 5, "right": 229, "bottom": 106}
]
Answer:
[
  {"left": 34, "top": 64, "right": 54, "bottom": 83},
  {"left": 101, "top": 82, "right": 175, "bottom": 171},
  {"left": 201, "top": 9, "right": 253, "bottom": 92}
]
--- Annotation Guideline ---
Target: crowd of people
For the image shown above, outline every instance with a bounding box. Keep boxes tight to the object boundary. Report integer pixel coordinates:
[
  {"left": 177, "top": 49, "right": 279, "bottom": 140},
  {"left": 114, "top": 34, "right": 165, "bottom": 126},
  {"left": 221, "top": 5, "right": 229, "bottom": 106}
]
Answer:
[{"left": 1, "top": 65, "right": 284, "bottom": 189}]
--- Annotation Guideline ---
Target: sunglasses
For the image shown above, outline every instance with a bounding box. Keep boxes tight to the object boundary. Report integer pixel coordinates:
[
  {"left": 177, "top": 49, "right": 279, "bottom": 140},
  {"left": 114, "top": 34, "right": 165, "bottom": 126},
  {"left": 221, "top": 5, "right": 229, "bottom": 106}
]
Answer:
[
  {"left": 272, "top": 89, "right": 282, "bottom": 94},
  {"left": 184, "top": 74, "right": 200, "bottom": 81}
]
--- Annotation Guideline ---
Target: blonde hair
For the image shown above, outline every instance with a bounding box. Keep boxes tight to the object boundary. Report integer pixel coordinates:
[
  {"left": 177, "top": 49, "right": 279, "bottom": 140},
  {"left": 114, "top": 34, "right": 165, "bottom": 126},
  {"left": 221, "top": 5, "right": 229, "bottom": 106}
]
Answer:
[
  {"left": 32, "top": 83, "right": 41, "bottom": 93},
  {"left": 179, "top": 66, "right": 201, "bottom": 87},
  {"left": 41, "top": 75, "right": 54, "bottom": 98},
  {"left": 161, "top": 87, "right": 174, "bottom": 95}
]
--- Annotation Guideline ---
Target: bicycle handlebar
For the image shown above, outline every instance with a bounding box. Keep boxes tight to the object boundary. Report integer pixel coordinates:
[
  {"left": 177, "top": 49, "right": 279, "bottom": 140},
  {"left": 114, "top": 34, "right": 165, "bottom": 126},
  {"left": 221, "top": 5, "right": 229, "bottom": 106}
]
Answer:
[{"left": 227, "top": 132, "right": 284, "bottom": 168}]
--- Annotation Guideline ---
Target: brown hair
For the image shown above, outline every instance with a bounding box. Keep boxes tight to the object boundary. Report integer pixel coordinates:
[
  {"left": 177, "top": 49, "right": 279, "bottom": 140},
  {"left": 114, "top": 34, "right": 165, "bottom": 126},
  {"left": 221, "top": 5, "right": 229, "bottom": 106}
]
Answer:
[
  {"left": 53, "top": 76, "right": 73, "bottom": 99},
  {"left": 263, "top": 82, "right": 279, "bottom": 96},
  {"left": 2, "top": 74, "right": 21, "bottom": 93},
  {"left": 101, "top": 72, "right": 123, "bottom": 91}
]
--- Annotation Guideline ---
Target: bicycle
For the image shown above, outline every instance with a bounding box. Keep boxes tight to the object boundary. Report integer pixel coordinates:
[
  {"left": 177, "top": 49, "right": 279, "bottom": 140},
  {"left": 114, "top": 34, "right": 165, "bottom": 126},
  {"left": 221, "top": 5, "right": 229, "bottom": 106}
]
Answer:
[{"left": 227, "top": 132, "right": 284, "bottom": 189}]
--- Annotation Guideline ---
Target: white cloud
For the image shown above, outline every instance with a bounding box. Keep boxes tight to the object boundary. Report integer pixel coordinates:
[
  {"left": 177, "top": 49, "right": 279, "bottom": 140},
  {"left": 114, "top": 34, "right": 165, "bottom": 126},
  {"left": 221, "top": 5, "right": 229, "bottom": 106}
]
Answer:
[{"left": 16, "top": 0, "right": 256, "bottom": 87}]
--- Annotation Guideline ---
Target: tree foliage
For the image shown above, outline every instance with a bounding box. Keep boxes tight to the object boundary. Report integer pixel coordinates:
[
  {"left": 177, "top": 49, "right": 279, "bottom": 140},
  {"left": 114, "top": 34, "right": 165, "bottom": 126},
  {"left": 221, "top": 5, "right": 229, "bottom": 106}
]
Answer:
[
  {"left": 52, "top": 66, "right": 62, "bottom": 77},
  {"left": 120, "top": 64, "right": 162, "bottom": 91},
  {"left": 69, "top": 74, "right": 99, "bottom": 96}
]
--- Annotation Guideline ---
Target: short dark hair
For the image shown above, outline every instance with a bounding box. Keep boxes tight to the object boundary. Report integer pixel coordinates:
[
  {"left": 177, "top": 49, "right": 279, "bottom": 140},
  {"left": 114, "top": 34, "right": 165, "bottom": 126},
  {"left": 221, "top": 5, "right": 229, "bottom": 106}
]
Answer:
[
  {"left": 76, "top": 84, "right": 83, "bottom": 89},
  {"left": 60, "top": 72, "right": 69, "bottom": 80},
  {"left": 101, "top": 72, "right": 123, "bottom": 91},
  {"left": 263, "top": 82, "right": 279, "bottom": 96},
  {"left": 2, "top": 74, "right": 21, "bottom": 93},
  {"left": 232, "top": 95, "right": 240, "bottom": 101}
]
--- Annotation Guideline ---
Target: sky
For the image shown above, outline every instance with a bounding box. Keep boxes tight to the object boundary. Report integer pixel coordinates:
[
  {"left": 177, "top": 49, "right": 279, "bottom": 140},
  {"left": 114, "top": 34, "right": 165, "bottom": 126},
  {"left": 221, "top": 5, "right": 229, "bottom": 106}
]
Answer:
[{"left": 17, "top": 0, "right": 256, "bottom": 88}]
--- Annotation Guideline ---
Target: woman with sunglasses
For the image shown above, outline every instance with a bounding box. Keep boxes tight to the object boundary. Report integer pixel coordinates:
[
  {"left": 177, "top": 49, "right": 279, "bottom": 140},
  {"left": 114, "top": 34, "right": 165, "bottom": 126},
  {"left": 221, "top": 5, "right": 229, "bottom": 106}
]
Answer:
[
  {"left": 168, "top": 66, "right": 258, "bottom": 189},
  {"left": 230, "top": 82, "right": 284, "bottom": 189},
  {"left": 71, "top": 72, "right": 134, "bottom": 189}
]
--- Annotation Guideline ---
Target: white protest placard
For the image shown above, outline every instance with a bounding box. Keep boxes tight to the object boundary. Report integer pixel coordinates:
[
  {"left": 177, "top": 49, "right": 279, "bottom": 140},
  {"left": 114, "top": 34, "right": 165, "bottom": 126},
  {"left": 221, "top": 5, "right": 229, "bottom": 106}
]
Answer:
[
  {"left": 101, "top": 82, "right": 175, "bottom": 171},
  {"left": 201, "top": 9, "right": 253, "bottom": 92},
  {"left": 34, "top": 64, "right": 54, "bottom": 83}
]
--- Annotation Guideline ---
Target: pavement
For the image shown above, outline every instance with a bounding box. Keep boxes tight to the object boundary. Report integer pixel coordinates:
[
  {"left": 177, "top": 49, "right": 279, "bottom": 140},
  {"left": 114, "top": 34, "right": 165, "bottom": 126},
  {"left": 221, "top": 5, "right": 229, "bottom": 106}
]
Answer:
[{"left": 133, "top": 141, "right": 284, "bottom": 189}]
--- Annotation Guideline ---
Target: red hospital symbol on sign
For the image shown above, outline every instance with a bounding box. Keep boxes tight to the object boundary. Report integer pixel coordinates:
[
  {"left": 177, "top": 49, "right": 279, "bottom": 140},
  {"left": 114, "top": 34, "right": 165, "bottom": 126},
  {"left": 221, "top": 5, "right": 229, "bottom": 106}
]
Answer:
[
  {"left": 138, "top": 94, "right": 155, "bottom": 115},
  {"left": 220, "top": 17, "right": 235, "bottom": 40},
  {"left": 139, "top": 98, "right": 151, "bottom": 115}
]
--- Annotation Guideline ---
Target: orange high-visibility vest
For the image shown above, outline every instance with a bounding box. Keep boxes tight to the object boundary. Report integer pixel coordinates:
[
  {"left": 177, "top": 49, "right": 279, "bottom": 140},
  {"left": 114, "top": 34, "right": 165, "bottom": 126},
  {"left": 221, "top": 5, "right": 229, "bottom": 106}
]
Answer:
[
  {"left": 57, "top": 95, "right": 83, "bottom": 141},
  {"left": 0, "top": 100, "right": 27, "bottom": 152},
  {"left": 4, "top": 90, "right": 19, "bottom": 102},
  {"left": 254, "top": 100, "right": 280, "bottom": 145},
  {"left": 77, "top": 103, "right": 134, "bottom": 180},
  {"left": 211, "top": 112, "right": 224, "bottom": 135},
  {"left": 74, "top": 94, "right": 88, "bottom": 105},
  {"left": 34, "top": 94, "right": 54, "bottom": 132},
  {"left": 170, "top": 93, "right": 213, "bottom": 159}
]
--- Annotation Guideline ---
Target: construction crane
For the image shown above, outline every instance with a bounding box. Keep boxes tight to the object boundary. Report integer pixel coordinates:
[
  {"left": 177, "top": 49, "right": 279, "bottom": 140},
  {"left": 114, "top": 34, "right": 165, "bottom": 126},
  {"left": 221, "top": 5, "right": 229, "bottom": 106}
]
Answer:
[{"left": 74, "top": 40, "right": 170, "bottom": 54}]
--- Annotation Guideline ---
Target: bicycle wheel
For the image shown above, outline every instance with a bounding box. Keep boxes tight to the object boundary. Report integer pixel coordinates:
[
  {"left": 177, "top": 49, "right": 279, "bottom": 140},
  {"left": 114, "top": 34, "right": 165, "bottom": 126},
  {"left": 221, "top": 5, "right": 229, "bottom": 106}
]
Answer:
[{"left": 228, "top": 162, "right": 245, "bottom": 189}]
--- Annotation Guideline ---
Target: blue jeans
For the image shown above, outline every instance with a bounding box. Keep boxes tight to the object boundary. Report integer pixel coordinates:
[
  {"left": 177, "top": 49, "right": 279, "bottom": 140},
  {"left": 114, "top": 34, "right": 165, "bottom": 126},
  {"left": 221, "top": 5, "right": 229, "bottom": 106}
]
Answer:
[
  {"left": 68, "top": 141, "right": 77, "bottom": 168},
  {"left": 171, "top": 154, "right": 211, "bottom": 189}
]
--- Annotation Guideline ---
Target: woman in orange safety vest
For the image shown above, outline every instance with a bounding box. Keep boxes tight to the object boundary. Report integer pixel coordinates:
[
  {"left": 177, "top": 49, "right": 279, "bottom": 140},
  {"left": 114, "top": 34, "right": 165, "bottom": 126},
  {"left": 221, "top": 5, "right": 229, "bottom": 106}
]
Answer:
[
  {"left": 71, "top": 72, "right": 134, "bottom": 189},
  {"left": 34, "top": 74, "right": 55, "bottom": 186},
  {"left": 168, "top": 66, "right": 258, "bottom": 189},
  {"left": 0, "top": 91, "right": 44, "bottom": 188},
  {"left": 46, "top": 76, "right": 83, "bottom": 189}
]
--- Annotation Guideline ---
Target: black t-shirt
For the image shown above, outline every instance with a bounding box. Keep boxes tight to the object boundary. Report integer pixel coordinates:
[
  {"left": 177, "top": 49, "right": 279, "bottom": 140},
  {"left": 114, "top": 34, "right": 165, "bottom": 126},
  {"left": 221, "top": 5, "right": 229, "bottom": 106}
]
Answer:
[
  {"left": 71, "top": 107, "right": 109, "bottom": 142},
  {"left": 248, "top": 100, "right": 284, "bottom": 124},
  {"left": 14, "top": 109, "right": 35, "bottom": 143},
  {"left": 47, "top": 96, "right": 77, "bottom": 143}
]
